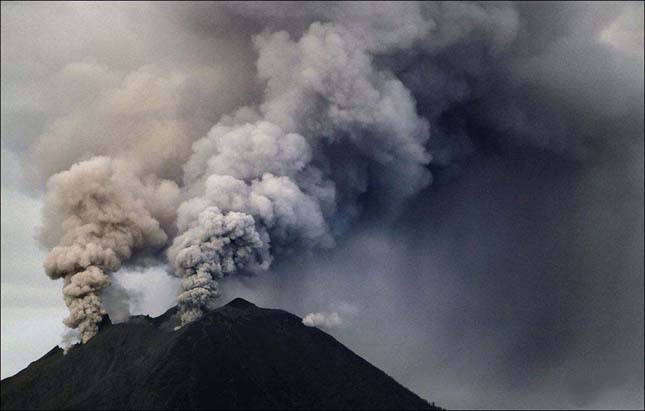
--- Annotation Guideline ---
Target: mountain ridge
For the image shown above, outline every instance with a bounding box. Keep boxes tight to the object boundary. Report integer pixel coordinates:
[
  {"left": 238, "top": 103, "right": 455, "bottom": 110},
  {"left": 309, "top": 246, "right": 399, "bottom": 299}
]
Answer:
[{"left": 1, "top": 298, "right": 441, "bottom": 410}]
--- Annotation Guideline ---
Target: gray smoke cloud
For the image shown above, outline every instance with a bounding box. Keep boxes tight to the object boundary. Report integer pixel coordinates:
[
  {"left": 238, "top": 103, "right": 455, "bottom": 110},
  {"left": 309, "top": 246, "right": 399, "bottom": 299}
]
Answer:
[
  {"left": 1, "top": 1, "right": 642, "bottom": 408},
  {"left": 168, "top": 207, "right": 268, "bottom": 324},
  {"left": 167, "top": 18, "right": 432, "bottom": 321}
]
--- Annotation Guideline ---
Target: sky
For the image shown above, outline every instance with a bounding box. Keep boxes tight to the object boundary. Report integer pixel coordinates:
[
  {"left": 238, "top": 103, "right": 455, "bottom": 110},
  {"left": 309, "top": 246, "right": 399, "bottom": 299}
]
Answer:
[{"left": 1, "top": 2, "right": 643, "bottom": 409}]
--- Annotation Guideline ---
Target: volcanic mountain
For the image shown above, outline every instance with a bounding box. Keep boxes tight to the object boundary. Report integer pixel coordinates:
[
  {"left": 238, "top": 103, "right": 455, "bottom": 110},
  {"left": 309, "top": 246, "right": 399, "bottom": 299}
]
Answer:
[{"left": 0, "top": 298, "right": 440, "bottom": 410}]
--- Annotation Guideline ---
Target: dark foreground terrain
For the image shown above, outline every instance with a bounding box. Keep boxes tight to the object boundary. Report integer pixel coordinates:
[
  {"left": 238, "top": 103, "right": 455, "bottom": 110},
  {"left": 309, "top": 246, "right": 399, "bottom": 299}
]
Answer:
[{"left": 1, "top": 298, "right": 439, "bottom": 410}]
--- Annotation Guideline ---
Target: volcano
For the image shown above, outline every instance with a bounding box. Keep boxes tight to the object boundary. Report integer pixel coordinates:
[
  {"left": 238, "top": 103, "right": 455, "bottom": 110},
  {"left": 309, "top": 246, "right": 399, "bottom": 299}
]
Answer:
[{"left": 0, "top": 298, "right": 440, "bottom": 410}]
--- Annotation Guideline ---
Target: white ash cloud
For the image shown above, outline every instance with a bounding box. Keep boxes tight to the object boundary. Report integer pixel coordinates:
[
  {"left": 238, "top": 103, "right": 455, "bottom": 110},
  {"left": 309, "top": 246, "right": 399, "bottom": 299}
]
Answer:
[
  {"left": 302, "top": 302, "right": 358, "bottom": 329},
  {"left": 302, "top": 312, "right": 343, "bottom": 328}
]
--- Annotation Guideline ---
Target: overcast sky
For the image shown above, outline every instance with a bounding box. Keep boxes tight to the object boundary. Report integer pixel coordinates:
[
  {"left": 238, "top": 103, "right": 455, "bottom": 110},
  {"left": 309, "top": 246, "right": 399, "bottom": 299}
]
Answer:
[{"left": 1, "top": 2, "right": 643, "bottom": 409}]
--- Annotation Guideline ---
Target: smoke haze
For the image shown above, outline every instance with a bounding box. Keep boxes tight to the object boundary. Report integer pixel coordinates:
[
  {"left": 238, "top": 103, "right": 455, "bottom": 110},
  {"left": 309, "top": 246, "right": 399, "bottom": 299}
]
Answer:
[{"left": 1, "top": 2, "right": 643, "bottom": 409}]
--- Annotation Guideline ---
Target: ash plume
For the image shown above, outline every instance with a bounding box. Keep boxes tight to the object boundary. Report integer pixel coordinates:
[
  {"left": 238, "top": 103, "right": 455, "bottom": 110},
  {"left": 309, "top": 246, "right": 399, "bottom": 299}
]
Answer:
[
  {"left": 2, "top": 1, "right": 643, "bottom": 409},
  {"left": 6, "top": 11, "right": 637, "bottom": 410},
  {"left": 168, "top": 20, "right": 431, "bottom": 323},
  {"left": 168, "top": 207, "right": 268, "bottom": 324},
  {"left": 41, "top": 156, "right": 179, "bottom": 342}
]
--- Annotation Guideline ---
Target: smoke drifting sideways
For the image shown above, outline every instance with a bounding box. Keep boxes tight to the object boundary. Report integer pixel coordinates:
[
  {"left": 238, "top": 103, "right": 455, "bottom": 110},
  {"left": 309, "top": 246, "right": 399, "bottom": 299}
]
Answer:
[
  {"left": 167, "top": 21, "right": 432, "bottom": 324},
  {"left": 1, "top": 1, "right": 642, "bottom": 390},
  {"left": 37, "top": 5, "right": 434, "bottom": 335}
]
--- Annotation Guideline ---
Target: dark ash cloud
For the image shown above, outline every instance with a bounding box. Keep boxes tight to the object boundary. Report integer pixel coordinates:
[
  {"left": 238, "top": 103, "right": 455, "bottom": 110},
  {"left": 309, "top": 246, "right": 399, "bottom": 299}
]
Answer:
[{"left": 1, "top": 2, "right": 642, "bottom": 409}]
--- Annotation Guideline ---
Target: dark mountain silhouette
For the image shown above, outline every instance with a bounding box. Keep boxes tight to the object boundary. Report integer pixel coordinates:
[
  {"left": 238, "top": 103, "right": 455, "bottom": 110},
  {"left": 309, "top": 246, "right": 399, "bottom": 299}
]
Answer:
[{"left": 1, "top": 298, "right": 440, "bottom": 410}]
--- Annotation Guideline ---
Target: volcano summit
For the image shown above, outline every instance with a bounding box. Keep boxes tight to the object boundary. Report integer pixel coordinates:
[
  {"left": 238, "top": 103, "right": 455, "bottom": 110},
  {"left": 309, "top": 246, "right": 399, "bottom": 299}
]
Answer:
[{"left": 1, "top": 298, "right": 439, "bottom": 410}]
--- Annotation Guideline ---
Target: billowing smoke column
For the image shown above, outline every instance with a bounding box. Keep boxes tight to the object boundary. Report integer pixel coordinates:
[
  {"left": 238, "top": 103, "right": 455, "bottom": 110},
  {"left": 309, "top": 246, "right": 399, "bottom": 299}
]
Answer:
[
  {"left": 5, "top": 1, "right": 638, "bottom": 408},
  {"left": 32, "top": 1, "right": 517, "bottom": 336},
  {"left": 41, "top": 157, "right": 179, "bottom": 342},
  {"left": 168, "top": 207, "right": 268, "bottom": 324},
  {"left": 33, "top": 3, "right": 526, "bottom": 332},
  {"left": 31, "top": 2, "right": 642, "bottom": 342},
  {"left": 167, "top": 22, "right": 431, "bottom": 324}
]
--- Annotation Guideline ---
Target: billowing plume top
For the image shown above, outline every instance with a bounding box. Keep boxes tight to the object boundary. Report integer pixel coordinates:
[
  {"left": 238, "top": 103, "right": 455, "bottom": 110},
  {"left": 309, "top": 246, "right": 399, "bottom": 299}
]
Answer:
[
  {"left": 24, "top": 2, "right": 642, "bottom": 343},
  {"left": 166, "top": 21, "right": 433, "bottom": 323}
]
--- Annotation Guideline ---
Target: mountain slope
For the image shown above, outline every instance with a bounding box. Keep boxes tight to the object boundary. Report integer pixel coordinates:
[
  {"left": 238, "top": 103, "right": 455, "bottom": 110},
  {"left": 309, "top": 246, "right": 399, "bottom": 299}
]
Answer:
[{"left": 1, "top": 298, "right": 440, "bottom": 410}]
